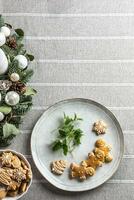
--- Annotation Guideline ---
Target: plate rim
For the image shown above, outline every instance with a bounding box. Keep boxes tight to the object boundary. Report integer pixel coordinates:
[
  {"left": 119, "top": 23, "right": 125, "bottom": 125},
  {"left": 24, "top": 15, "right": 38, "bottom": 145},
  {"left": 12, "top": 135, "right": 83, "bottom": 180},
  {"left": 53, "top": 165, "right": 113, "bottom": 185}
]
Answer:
[{"left": 31, "top": 98, "right": 124, "bottom": 192}]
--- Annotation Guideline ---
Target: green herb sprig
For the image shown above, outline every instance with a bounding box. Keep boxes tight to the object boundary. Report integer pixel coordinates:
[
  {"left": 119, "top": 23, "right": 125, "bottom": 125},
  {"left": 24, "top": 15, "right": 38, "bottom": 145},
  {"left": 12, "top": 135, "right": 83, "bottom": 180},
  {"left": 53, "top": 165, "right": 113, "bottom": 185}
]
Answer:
[{"left": 52, "top": 113, "right": 83, "bottom": 156}]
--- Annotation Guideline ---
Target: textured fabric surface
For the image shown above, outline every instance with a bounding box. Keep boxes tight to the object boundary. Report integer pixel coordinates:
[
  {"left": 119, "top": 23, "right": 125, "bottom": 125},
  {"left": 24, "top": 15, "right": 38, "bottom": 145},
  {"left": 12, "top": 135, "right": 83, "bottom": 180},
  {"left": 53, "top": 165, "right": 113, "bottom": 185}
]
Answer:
[{"left": 1, "top": 1, "right": 134, "bottom": 199}]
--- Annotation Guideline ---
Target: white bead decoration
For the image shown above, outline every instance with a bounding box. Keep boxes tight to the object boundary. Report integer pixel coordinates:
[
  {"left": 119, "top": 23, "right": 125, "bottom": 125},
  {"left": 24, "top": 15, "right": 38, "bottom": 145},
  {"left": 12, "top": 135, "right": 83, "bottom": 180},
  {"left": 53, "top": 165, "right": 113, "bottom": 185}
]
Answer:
[{"left": 10, "top": 73, "right": 20, "bottom": 82}]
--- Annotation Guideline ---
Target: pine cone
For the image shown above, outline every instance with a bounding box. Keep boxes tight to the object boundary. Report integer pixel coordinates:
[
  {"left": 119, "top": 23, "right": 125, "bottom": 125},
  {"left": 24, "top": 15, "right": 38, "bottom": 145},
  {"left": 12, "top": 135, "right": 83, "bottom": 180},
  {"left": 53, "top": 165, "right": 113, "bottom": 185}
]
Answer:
[
  {"left": 6, "top": 36, "right": 17, "bottom": 49},
  {"left": 10, "top": 82, "right": 26, "bottom": 94},
  {"left": 0, "top": 80, "right": 12, "bottom": 91}
]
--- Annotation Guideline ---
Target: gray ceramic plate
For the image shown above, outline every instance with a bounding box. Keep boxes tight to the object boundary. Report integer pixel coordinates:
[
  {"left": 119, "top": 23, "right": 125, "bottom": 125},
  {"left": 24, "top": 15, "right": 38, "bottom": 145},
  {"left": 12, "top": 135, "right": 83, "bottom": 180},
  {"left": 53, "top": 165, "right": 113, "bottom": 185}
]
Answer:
[{"left": 31, "top": 98, "right": 124, "bottom": 192}]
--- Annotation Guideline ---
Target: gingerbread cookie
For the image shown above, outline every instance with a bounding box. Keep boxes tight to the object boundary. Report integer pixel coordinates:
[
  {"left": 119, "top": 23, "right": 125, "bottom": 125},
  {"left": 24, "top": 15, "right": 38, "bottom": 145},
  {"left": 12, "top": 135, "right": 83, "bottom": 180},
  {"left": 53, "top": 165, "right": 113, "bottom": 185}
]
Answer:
[
  {"left": 93, "top": 148, "right": 105, "bottom": 162},
  {"left": 81, "top": 152, "right": 103, "bottom": 169},
  {"left": 70, "top": 163, "right": 95, "bottom": 180},
  {"left": 95, "top": 139, "right": 113, "bottom": 162},
  {"left": 70, "top": 139, "right": 113, "bottom": 181}
]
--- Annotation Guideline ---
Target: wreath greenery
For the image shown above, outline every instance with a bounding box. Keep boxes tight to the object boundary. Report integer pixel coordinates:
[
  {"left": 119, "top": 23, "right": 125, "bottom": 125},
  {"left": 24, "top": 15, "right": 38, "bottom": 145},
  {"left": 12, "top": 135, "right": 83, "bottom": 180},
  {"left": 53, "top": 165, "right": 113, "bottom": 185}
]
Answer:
[{"left": 0, "top": 15, "right": 36, "bottom": 147}]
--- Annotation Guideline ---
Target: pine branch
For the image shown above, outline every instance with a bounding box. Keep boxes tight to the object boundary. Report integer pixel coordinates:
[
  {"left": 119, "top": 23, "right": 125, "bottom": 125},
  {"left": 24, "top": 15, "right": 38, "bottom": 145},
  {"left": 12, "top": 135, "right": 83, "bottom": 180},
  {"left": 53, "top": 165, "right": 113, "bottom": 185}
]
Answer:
[
  {"left": 20, "top": 95, "right": 32, "bottom": 103},
  {"left": 1, "top": 44, "right": 18, "bottom": 58},
  {"left": 0, "top": 15, "right": 4, "bottom": 27},
  {"left": 8, "top": 60, "right": 22, "bottom": 74},
  {"left": 21, "top": 69, "right": 34, "bottom": 84},
  {"left": 0, "top": 16, "right": 36, "bottom": 147},
  {"left": 0, "top": 91, "right": 7, "bottom": 105},
  {"left": 8, "top": 116, "right": 22, "bottom": 128},
  {"left": 0, "top": 135, "right": 16, "bottom": 147},
  {"left": 12, "top": 103, "right": 32, "bottom": 115}
]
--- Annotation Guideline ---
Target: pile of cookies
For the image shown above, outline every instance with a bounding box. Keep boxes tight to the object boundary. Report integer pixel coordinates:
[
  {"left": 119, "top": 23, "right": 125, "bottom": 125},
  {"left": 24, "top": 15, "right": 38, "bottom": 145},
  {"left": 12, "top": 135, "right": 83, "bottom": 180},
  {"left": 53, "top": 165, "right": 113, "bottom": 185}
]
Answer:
[
  {"left": 70, "top": 138, "right": 113, "bottom": 180},
  {"left": 51, "top": 139, "right": 113, "bottom": 181},
  {"left": 50, "top": 120, "right": 113, "bottom": 182},
  {"left": 0, "top": 151, "right": 32, "bottom": 199}
]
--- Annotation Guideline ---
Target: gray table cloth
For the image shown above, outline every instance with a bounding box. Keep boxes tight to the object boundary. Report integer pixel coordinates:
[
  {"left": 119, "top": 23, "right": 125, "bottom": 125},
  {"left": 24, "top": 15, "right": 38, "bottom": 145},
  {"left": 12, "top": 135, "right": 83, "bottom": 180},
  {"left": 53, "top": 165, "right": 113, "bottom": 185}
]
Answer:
[{"left": 1, "top": 0, "right": 134, "bottom": 199}]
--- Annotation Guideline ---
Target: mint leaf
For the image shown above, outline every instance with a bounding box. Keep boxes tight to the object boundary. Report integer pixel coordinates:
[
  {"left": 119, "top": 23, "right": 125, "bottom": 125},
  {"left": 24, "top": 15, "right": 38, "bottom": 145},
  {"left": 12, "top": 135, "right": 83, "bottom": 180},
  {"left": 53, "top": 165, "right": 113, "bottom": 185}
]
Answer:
[
  {"left": 63, "top": 144, "right": 68, "bottom": 155},
  {"left": 52, "top": 140, "right": 62, "bottom": 151},
  {"left": 51, "top": 113, "right": 83, "bottom": 156}
]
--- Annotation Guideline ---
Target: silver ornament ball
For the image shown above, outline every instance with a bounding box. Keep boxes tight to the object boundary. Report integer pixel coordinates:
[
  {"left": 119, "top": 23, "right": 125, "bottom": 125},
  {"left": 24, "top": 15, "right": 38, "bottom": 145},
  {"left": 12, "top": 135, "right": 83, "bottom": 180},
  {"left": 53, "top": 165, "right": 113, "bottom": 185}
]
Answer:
[
  {"left": 0, "top": 26, "right": 11, "bottom": 37},
  {"left": 0, "top": 112, "right": 4, "bottom": 121},
  {"left": 14, "top": 55, "right": 28, "bottom": 69},
  {"left": 10, "top": 73, "right": 20, "bottom": 82},
  {"left": 5, "top": 91, "right": 20, "bottom": 106},
  {"left": 0, "top": 32, "right": 6, "bottom": 47},
  {"left": 0, "top": 48, "right": 8, "bottom": 75}
]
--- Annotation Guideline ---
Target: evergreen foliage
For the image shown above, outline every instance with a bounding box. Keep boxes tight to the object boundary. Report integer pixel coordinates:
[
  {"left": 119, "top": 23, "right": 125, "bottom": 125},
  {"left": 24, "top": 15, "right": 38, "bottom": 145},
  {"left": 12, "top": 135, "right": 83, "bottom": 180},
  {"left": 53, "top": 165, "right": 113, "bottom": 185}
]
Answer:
[{"left": 0, "top": 16, "right": 36, "bottom": 146}]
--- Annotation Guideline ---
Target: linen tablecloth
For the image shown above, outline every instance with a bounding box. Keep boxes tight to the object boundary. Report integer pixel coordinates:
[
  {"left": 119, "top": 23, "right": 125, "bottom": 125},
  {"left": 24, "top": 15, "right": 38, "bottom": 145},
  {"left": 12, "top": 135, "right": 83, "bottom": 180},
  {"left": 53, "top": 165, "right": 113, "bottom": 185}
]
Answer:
[{"left": 1, "top": 0, "right": 134, "bottom": 199}]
